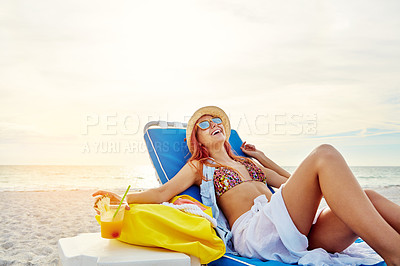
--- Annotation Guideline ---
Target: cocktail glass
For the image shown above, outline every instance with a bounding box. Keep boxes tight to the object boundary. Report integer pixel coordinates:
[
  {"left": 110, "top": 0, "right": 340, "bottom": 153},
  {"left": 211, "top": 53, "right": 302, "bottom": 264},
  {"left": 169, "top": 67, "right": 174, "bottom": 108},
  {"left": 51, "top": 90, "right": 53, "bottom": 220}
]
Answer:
[{"left": 100, "top": 204, "right": 126, "bottom": 239}]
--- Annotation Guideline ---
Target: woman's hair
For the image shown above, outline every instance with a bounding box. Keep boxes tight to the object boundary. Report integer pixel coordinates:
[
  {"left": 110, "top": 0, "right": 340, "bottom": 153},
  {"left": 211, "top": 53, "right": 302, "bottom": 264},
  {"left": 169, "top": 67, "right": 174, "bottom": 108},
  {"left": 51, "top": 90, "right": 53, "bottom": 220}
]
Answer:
[{"left": 187, "top": 122, "right": 247, "bottom": 180}]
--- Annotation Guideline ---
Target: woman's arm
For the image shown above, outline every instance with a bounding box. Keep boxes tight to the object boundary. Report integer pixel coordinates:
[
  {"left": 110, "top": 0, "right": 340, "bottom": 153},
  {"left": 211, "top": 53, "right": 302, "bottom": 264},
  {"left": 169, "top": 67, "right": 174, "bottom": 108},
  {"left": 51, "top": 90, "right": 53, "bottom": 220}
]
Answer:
[
  {"left": 93, "top": 161, "right": 201, "bottom": 205},
  {"left": 126, "top": 162, "right": 201, "bottom": 204},
  {"left": 253, "top": 161, "right": 288, "bottom": 188},
  {"left": 241, "top": 142, "right": 291, "bottom": 178},
  {"left": 241, "top": 141, "right": 290, "bottom": 188}
]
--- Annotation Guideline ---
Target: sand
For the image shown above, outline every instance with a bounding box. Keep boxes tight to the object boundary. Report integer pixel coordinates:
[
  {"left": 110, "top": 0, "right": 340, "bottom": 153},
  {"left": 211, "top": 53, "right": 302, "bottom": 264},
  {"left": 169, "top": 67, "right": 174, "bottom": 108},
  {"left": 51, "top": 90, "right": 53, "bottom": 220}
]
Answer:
[
  {"left": 0, "top": 190, "right": 101, "bottom": 266},
  {"left": 0, "top": 187, "right": 399, "bottom": 265}
]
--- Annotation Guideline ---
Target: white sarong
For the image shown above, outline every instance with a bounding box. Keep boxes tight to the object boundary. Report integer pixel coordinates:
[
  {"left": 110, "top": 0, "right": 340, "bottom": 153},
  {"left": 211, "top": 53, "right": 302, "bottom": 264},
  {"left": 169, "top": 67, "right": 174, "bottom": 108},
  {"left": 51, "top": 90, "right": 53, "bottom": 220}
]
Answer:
[{"left": 231, "top": 187, "right": 383, "bottom": 265}]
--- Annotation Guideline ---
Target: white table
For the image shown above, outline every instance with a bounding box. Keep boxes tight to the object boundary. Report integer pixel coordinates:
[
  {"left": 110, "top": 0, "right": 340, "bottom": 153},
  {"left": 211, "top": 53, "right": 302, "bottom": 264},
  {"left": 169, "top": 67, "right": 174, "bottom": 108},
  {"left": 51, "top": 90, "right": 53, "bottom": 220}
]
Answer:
[{"left": 58, "top": 233, "right": 201, "bottom": 266}]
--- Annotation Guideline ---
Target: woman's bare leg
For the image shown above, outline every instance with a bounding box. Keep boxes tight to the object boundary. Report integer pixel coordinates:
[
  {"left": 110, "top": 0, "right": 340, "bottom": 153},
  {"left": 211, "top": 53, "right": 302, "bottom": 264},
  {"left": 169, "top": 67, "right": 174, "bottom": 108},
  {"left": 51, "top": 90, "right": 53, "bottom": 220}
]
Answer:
[
  {"left": 364, "top": 189, "right": 400, "bottom": 233},
  {"left": 281, "top": 144, "right": 400, "bottom": 264},
  {"left": 308, "top": 189, "right": 400, "bottom": 253},
  {"left": 307, "top": 208, "right": 358, "bottom": 252}
]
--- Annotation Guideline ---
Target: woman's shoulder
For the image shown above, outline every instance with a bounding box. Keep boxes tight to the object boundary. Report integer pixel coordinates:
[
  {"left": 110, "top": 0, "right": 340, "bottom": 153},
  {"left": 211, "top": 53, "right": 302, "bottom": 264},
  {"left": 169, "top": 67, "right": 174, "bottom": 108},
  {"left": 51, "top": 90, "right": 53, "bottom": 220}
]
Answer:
[
  {"left": 187, "top": 159, "right": 217, "bottom": 175},
  {"left": 191, "top": 158, "right": 216, "bottom": 165},
  {"left": 188, "top": 159, "right": 202, "bottom": 168},
  {"left": 186, "top": 159, "right": 210, "bottom": 171}
]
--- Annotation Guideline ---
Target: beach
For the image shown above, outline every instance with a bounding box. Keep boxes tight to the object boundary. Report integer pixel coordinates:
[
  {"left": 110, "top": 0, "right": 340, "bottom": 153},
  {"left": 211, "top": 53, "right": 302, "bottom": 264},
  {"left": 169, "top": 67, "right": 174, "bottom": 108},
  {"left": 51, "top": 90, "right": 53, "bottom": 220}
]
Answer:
[
  {"left": 0, "top": 190, "right": 101, "bottom": 265},
  {"left": 0, "top": 186, "right": 399, "bottom": 265}
]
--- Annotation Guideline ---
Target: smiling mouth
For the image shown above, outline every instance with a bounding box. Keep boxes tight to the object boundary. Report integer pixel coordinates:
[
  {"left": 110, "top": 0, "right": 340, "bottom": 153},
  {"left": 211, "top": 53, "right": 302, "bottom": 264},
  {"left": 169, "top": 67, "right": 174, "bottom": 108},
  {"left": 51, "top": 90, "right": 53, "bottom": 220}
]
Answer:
[{"left": 211, "top": 129, "right": 222, "bottom": 136}]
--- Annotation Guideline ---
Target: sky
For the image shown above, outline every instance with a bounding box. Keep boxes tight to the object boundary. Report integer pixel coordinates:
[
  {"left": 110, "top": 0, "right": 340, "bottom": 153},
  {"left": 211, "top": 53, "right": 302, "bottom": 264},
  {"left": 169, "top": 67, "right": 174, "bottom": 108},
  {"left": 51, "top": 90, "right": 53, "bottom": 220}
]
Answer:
[{"left": 1, "top": 0, "right": 399, "bottom": 166}]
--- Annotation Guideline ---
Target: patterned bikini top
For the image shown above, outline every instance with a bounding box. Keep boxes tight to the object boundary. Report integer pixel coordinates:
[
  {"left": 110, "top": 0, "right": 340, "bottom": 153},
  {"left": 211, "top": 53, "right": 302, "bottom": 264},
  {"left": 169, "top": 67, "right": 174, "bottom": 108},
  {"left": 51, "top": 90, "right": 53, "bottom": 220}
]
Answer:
[{"left": 213, "top": 157, "right": 267, "bottom": 197}]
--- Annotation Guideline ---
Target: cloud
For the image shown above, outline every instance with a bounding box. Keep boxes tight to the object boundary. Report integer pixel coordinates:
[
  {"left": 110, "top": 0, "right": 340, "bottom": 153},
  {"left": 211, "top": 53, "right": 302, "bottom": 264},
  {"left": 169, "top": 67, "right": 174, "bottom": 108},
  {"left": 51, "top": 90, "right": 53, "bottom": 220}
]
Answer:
[{"left": 1, "top": 0, "right": 399, "bottom": 164}]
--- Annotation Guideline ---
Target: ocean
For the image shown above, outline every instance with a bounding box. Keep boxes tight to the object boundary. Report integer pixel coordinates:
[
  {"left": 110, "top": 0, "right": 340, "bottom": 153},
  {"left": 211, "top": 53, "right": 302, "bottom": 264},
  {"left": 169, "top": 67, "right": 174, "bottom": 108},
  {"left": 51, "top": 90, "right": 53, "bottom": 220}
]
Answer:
[{"left": 0, "top": 165, "right": 399, "bottom": 204}]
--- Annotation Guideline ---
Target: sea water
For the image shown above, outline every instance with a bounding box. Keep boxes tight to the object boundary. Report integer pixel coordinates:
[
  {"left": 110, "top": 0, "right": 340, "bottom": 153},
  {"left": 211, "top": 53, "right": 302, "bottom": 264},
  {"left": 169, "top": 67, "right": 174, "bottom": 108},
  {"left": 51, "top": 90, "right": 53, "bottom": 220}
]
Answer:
[
  {"left": 0, "top": 165, "right": 159, "bottom": 192},
  {"left": 0, "top": 165, "right": 399, "bottom": 204}
]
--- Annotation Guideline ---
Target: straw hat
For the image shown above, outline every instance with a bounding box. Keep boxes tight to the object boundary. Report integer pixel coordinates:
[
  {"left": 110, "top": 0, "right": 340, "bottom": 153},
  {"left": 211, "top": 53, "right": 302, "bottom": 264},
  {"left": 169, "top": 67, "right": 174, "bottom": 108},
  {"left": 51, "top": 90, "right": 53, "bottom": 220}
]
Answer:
[{"left": 186, "top": 106, "right": 231, "bottom": 154}]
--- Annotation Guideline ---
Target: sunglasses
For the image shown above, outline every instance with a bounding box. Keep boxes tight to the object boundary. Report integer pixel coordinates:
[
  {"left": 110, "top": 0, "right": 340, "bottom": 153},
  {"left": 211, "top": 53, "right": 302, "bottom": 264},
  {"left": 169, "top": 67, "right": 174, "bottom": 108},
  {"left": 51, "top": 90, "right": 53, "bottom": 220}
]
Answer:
[{"left": 197, "top": 117, "right": 223, "bottom": 130}]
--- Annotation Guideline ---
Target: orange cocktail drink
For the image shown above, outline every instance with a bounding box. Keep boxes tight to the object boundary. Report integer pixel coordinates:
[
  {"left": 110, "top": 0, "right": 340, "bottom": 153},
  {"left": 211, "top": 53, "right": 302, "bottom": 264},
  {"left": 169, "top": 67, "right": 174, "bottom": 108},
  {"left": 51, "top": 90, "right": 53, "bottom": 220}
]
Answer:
[
  {"left": 100, "top": 204, "right": 126, "bottom": 239},
  {"left": 101, "top": 220, "right": 124, "bottom": 239}
]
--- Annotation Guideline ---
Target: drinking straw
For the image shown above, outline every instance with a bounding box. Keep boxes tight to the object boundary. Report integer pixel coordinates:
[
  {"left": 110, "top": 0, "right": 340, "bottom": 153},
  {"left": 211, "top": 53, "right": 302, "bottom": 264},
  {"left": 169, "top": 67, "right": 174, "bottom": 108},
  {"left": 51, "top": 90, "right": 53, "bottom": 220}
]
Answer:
[{"left": 113, "top": 185, "right": 131, "bottom": 219}]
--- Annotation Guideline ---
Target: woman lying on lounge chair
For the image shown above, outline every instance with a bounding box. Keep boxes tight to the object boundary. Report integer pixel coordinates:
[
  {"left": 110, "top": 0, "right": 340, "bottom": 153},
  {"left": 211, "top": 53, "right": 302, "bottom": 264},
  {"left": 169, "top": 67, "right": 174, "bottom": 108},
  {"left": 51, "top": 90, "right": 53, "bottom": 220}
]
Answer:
[{"left": 94, "top": 106, "right": 400, "bottom": 266}]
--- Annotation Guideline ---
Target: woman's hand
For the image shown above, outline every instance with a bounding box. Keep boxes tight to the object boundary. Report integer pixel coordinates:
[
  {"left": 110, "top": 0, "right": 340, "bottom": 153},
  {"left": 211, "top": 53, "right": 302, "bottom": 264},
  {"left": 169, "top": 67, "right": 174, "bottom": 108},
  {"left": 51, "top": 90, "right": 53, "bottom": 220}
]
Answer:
[
  {"left": 240, "top": 141, "right": 261, "bottom": 158},
  {"left": 92, "top": 190, "right": 130, "bottom": 214}
]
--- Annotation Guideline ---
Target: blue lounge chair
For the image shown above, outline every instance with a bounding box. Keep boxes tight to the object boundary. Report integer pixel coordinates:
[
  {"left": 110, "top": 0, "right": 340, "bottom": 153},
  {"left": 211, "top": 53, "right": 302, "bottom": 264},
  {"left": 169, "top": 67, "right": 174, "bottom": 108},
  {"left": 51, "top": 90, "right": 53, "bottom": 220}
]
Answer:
[{"left": 143, "top": 121, "right": 386, "bottom": 266}]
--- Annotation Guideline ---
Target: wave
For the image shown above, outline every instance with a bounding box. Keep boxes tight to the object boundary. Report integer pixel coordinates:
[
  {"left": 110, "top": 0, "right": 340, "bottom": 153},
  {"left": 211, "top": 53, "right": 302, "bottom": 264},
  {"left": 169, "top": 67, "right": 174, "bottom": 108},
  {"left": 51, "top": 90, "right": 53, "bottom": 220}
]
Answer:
[
  {"left": 356, "top": 175, "right": 384, "bottom": 179},
  {"left": 383, "top": 184, "right": 400, "bottom": 189}
]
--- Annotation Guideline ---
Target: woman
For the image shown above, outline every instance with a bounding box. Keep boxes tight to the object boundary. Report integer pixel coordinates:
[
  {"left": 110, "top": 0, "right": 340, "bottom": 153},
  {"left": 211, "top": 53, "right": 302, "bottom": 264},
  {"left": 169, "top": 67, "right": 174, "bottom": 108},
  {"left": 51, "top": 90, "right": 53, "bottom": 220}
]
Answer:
[{"left": 93, "top": 106, "right": 400, "bottom": 265}]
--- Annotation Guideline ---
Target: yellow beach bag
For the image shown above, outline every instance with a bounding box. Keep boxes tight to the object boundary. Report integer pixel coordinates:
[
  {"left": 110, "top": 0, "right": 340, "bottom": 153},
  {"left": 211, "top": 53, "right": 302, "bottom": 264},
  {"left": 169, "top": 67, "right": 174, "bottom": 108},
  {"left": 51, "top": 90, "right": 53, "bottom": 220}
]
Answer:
[{"left": 97, "top": 195, "right": 225, "bottom": 264}]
